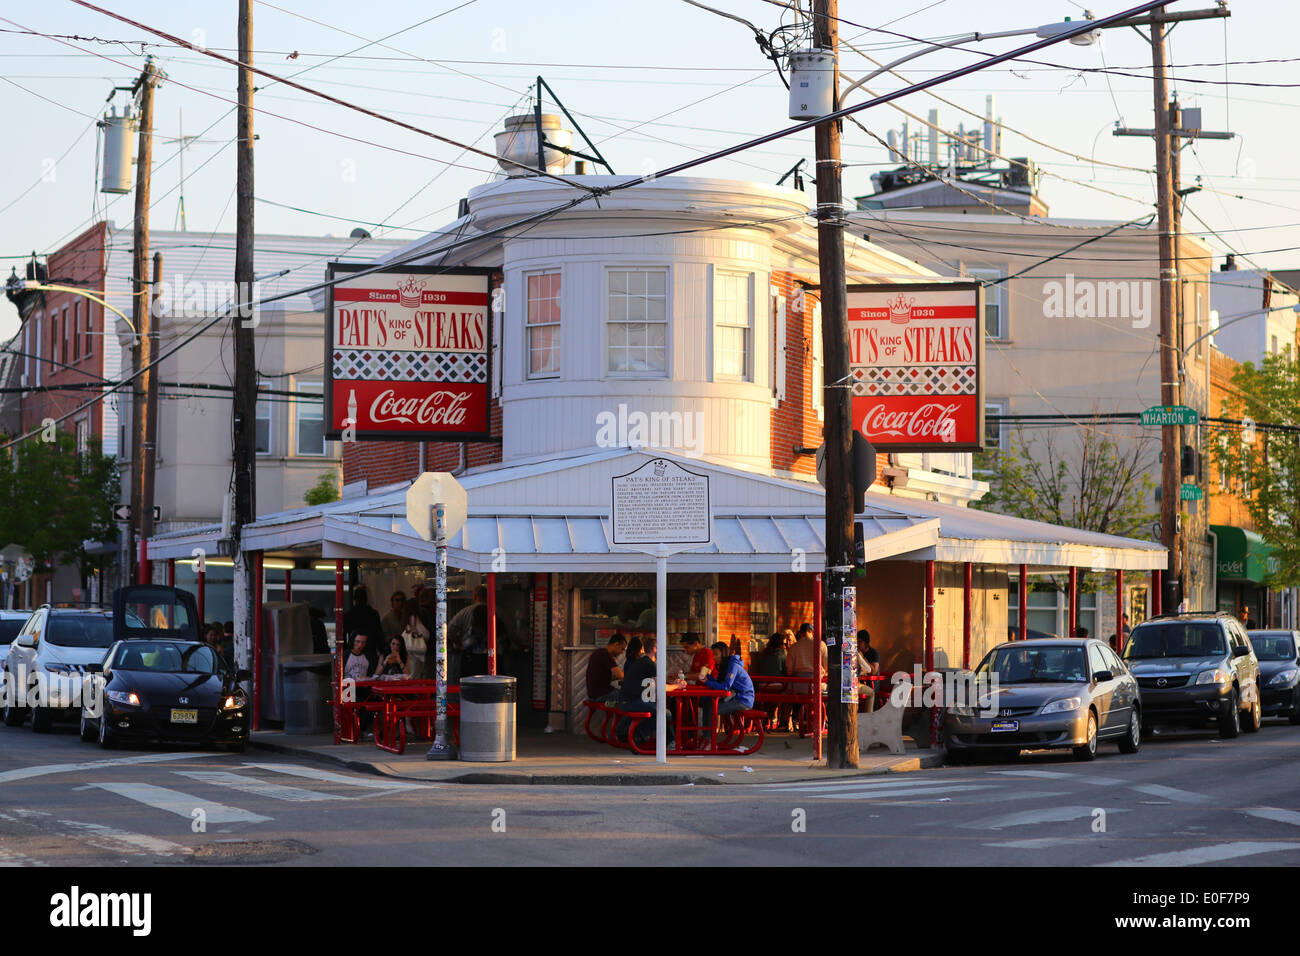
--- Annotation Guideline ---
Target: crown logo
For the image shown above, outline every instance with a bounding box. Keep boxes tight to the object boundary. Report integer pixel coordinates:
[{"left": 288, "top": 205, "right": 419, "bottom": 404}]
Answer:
[
  {"left": 653, "top": 460, "right": 667, "bottom": 477},
  {"left": 397, "top": 275, "right": 426, "bottom": 309},
  {"left": 887, "top": 293, "right": 915, "bottom": 325}
]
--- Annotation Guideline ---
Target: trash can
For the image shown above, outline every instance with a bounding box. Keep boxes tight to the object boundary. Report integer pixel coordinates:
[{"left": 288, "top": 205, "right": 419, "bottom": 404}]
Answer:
[
  {"left": 282, "top": 655, "right": 333, "bottom": 734},
  {"left": 459, "top": 675, "right": 516, "bottom": 761}
]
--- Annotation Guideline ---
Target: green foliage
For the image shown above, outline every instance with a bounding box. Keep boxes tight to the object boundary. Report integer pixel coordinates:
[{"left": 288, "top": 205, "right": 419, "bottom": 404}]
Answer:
[
  {"left": 0, "top": 432, "right": 119, "bottom": 577},
  {"left": 974, "top": 423, "right": 1158, "bottom": 540},
  {"left": 1212, "top": 350, "right": 1300, "bottom": 588},
  {"left": 304, "top": 470, "right": 340, "bottom": 507}
]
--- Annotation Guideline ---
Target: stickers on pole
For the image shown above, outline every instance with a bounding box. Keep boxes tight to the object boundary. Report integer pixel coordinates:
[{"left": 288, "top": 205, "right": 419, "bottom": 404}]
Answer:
[{"left": 841, "top": 587, "right": 858, "bottom": 704}]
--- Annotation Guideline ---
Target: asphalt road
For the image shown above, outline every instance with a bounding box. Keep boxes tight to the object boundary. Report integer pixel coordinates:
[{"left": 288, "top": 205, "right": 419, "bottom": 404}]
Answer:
[{"left": 1, "top": 717, "right": 1298, "bottom": 867}]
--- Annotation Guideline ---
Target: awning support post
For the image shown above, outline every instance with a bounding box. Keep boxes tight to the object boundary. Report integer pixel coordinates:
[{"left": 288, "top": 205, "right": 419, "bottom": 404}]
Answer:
[
  {"left": 1152, "top": 569, "right": 1162, "bottom": 616},
  {"left": 962, "top": 562, "right": 972, "bottom": 669},
  {"left": 284, "top": 567, "right": 292, "bottom": 603},
  {"left": 487, "top": 571, "right": 497, "bottom": 676},
  {"left": 813, "top": 571, "right": 823, "bottom": 761},
  {"left": 252, "top": 551, "right": 263, "bottom": 732},
  {"left": 926, "top": 559, "right": 939, "bottom": 747},
  {"left": 333, "top": 558, "right": 344, "bottom": 745},
  {"left": 1115, "top": 569, "right": 1125, "bottom": 652},
  {"left": 1018, "top": 564, "right": 1028, "bottom": 640},
  {"left": 167, "top": 559, "right": 174, "bottom": 588},
  {"left": 1067, "top": 566, "right": 1078, "bottom": 638},
  {"left": 427, "top": 502, "right": 457, "bottom": 760}
]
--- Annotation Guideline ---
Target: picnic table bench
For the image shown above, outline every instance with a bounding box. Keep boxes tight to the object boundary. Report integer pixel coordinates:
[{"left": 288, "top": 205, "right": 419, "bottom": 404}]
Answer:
[
  {"left": 336, "top": 678, "right": 460, "bottom": 755},
  {"left": 584, "top": 686, "right": 766, "bottom": 756}
]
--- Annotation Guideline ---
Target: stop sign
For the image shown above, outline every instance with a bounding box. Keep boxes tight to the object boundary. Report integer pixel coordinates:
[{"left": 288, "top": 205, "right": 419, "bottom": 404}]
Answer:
[{"left": 405, "top": 472, "right": 468, "bottom": 542}]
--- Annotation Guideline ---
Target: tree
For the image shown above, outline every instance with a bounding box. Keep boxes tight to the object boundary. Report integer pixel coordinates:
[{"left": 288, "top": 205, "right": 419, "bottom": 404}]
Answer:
[
  {"left": 974, "top": 423, "right": 1158, "bottom": 540},
  {"left": 0, "top": 433, "right": 119, "bottom": 578},
  {"left": 1213, "top": 350, "right": 1300, "bottom": 588},
  {"left": 303, "top": 470, "right": 340, "bottom": 507}
]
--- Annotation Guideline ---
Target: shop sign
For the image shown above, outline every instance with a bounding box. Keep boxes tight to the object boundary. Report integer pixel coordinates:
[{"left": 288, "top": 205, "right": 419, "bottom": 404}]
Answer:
[{"left": 611, "top": 459, "right": 712, "bottom": 547}]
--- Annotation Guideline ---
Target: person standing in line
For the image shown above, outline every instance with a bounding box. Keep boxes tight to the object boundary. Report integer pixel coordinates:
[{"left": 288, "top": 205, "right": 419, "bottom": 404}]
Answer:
[{"left": 380, "top": 590, "right": 407, "bottom": 642}]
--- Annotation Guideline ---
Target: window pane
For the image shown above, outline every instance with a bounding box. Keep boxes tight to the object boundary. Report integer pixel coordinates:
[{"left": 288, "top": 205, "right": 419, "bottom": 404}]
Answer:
[
  {"left": 647, "top": 272, "right": 665, "bottom": 296},
  {"left": 985, "top": 304, "right": 1000, "bottom": 338},
  {"left": 626, "top": 296, "right": 646, "bottom": 322},
  {"left": 609, "top": 271, "right": 628, "bottom": 294}
]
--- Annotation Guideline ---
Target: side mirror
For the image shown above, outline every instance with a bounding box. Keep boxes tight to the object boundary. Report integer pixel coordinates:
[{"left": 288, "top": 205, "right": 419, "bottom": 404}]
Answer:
[
  {"left": 1093, "top": 670, "right": 1114, "bottom": 683},
  {"left": 1233, "top": 645, "right": 1250, "bottom": 658},
  {"left": 14, "top": 634, "right": 34, "bottom": 648}
]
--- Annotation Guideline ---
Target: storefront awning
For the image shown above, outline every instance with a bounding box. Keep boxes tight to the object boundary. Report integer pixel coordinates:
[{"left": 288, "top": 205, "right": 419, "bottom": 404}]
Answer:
[{"left": 1212, "top": 524, "right": 1278, "bottom": 583}]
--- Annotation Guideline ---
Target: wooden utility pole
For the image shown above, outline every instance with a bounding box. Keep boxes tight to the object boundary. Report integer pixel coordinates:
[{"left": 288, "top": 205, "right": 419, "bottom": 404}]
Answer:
[
  {"left": 232, "top": 0, "right": 257, "bottom": 668},
  {"left": 127, "top": 58, "right": 158, "bottom": 587},
  {"left": 813, "top": 0, "right": 857, "bottom": 768}
]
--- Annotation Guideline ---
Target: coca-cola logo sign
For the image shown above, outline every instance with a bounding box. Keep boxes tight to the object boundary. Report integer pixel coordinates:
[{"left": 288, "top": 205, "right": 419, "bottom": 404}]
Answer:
[
  {"left": 369, "top": 388, "right": 472, "bottom": 427},
  {"left": 862, "top": 402, "right": 960, "bottom": 442}
]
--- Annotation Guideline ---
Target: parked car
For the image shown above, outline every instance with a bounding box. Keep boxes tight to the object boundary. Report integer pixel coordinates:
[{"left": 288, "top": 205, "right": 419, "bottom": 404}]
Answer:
[
  {"left": 945, "top": 637, "right": 1141, "bottom": 762},
  {"left": 79, "top": 639, "right": 249, "bottom": 750},
  {"left": 2, "top": 606, "right": 115, "bottom": 731},
  {"left": 1248, "top": 629, "right": 1300, "bottom": 725},
  {"left": 1122, "top": 612, "right": 1261, "bottom": 737},
  {"left": 0, "top": 609, "right": 31, "bottom": 668}
]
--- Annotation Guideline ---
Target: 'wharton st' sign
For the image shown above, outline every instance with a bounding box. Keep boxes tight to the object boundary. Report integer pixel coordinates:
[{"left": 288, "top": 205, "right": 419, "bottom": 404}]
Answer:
[
  {"left": 847, "top": 281, "right": 985, "bottom": 453},
  {"left": 325, "top": 264, "right": 494, "bottom": 442}
]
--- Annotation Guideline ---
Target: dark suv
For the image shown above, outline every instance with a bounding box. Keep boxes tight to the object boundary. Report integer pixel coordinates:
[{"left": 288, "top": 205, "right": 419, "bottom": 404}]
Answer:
[{"left": 1122, "top": 612, "right": 1261, "bottom": 738}]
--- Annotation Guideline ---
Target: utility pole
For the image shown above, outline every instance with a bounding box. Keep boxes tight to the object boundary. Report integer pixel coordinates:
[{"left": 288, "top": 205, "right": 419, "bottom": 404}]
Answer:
[
  {"left": 232, "top": 0, "right": 257, "bottom": 669},
  {"left": 127, "top": 58, "right": 158, "bottom": 587},
  {"left": 813, "top": 0, "right": 857, "bottom": 768}
]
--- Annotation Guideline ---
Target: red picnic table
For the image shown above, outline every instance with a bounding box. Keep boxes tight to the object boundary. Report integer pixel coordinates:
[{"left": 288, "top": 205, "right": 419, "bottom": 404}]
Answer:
[
  {"left": 337, "top": 678, "right": 460, "bottom": 754},
  {"left": 586, "top": 685, "right": 766, "bottom": 756}
]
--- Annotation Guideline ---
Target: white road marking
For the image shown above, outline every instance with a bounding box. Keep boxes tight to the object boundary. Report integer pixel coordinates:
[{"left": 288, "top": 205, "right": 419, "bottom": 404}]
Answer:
[
  {"left": 797, "top": 784, "right": 1003, "bottom": 801},
  {"left": 87, "top": 783, "right": 271, "bottom": 825},
  {"left": 985, "top": 837, "right": 1085, "bottom": 848},
  {"left": 1132, "top": 784, "right": 1210, "bottom": 804},
  {"left": 959, "top": 806, "right": 1128, "bottom": 830},
  {"left": 0, "top": 848, "right": 48, "bottom": 867},
  {"left": 1243, "top": 808, "right": 1300, "bottom": 828},
  {"left": 240, "top": 762, "right": 425, "bottom": 791},
  {"left": 57, "top": 819, "right": 191, "bottom": 857},
  {"left": 174, "top": 770, "right": 345, "bottom": 803},
  {"left": 761, "top": 778, "right": 978, "bottom": 793},
  {"left": 1098, "top": 842, "right": 1297, "bottom": 867},
  {"left": 0, "top": 752, "right": 209, "bottom": 784},
  {"left": 992, "top": 770, "right": 1122, "bottom": 785}
]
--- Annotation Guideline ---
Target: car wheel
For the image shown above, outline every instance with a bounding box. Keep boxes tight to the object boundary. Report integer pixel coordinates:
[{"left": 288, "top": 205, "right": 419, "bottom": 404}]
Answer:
[
  {"left": 1117, "top": 709, "right": 1141, "bottom": 754},
  {"left": 29, "top": 705, "right": 51, "bottom": 733},
  {"left": 97, "top": 712, "right": 117, "bottom": 749},
  {"left": 1217, "top": 688, "right": 1241, "bottom": 739},
  {"left": 1073, "top": 711, "right": 1099, "bottom": 761},
  {"left": 3, "top": 698, "right": 24, "bottom": 727},
  {"left": 79, "top": 710, "right": 96, "bottom": 743},
  {"left": 1290, "top": 702, "right": 1300, "bottom": 726},
  {"left": 1241, "top": 691, "right": 1262, "bottom": 734}
]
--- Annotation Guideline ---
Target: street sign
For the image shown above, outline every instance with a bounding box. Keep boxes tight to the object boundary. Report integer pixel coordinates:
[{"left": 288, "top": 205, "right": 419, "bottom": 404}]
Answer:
[
  {"left": 1180, "top": 484, "right": 1203, "bottom": 501},
  {"left": 405, "top": 472, "right": 468, "bottom": 541},
  {"left": 611, "top": 458, "right": 712, "bottom": 547},
  {"left": 112, "top": 504, "right": 160, "bottom": 522},
  {"left": 1142, "top": 405, "right": 1199, "bottom": 426}
]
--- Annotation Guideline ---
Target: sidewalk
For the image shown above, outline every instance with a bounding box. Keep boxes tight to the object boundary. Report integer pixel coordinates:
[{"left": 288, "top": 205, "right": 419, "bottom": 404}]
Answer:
[{"left": 249, "top": 726, "right": 944, "bottom": 785}]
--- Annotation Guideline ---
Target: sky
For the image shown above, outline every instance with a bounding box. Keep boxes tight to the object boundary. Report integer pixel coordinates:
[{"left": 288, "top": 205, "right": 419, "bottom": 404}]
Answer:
[{"left": 1, "top": 0, "right": 1297, "bottom": 341}]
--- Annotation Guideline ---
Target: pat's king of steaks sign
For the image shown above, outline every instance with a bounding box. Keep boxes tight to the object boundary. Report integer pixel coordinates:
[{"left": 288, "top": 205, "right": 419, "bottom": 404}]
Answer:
[
  {"left": 325, "top": 264, "right": 494, "bottom": 442},
  {"left": 848, "top": 280, "right": 984, "bottom": 453}
]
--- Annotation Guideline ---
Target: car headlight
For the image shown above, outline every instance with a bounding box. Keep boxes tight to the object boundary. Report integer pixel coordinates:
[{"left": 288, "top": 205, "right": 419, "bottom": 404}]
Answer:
[
  {"left": 223, "top": 689, "right": 247, "bottom": 711},
  {"left": 1269, "top": 668, "right": 1299, "bottom": 687},
  {"left": 106, "top": 690, "right": 141, "bottom": 707},
  {"left": 1040, "top": 697, "right": 1082, "bottom": 715},
  {"left": 1195, "top": 669, "right": 1229, "bottom": 685}
]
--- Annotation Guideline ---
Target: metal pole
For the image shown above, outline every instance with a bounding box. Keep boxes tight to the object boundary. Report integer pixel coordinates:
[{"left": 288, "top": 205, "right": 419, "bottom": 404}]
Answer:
[
  {"left": 1116, "top": 569, "right": 1126, "bottom": 652},
  {"left": 962, "top": 562, "right": 972, "bottom": 669},
  {"left": 655, "top": 547, "right": 667, "bottom": 765},
  {"left": 252, "top": 550, "right": 263, "bottom": 732},
  {"left": 813, "top": 571, "right": 823, "bottom": 760},
  {"left": 1068, "top": 566, "right": 1079, "bottom": 637},
  {"left": 486, "top": 571, "right": 497, "bottom": 676},
  {"left": 925, "top": 559, "right": 939, "bottom": 746},
  {"left": 333, "top": 558, "right": 343, "bottom": 745},
  {"left": 427, "top": 503, "right": 456, "bottom": 759},
  {"left": 167, "top": 559, "right": 174, "bottom": 588},
  {"left": 137, "top": 540, "right": 148, "bottom": 585},
  {"left": 197, "top": 564, "right": 206, "bottom": 624},
  {"left": 1152, "top": 569, "right": 1162, "bottom": 616},
  {"left": 284, "top": 567, "right": 292, "bottom": 603},
  {"left": 1018, "top": 564, "right": 1028, "bottom": 640}
]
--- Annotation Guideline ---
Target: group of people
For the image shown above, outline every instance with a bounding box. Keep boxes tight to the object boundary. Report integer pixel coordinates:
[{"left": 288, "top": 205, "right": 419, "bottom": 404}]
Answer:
[{"left": 202, "top": 621, "right": 235, "bottom": 668}]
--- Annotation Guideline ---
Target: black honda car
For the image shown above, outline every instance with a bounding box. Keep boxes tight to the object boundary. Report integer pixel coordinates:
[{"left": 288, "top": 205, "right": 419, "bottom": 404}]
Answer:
[
  {"left": 1249, "top": 630, "right": 1300, "bottom": 724},
  {"left": 79, "top": 639, "right": 250, "bottom": 750}
]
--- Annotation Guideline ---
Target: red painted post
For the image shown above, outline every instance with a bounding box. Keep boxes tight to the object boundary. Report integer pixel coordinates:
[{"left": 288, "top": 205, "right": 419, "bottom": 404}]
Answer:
[
  {"left": 197, "top": 566, "right": 206, "bottom": 624},
  {"left": 1018, "top": 564, "right": 1028, "bottom": 640},
  {"left": 1115, "top": 569, "right": 1125, "bottom": 652},
  {"left": 1152, "top": 569, "right": 1162, "bottom": 616},
  {"left": 487, "top": 571, "right": 497, "bottom": 676},
  {"left": 252, "top": 551, "right": 264, "bottom": 732},
  {"left": 167, "top": 559, "right": 175, "bottom": 587},
  {"left": 962, "top": 562, "right": 972, "bottom": 669},
  {"left": 137, "top": 539, "right": 149, "bottom": 585},
  {"left": 925, "top": 560, "right": 940, "bottom": 747},
  {"left": 1067, "top": 566, "right": 1078, "bottom": 638},
  {"left": 813, "top": 571, "right": 823, "bottom": 761},
  {"left": 333, "top": 559, "right": 344, "bottom": 745},
  {"left": 284, "top": 568, "right": 292, "bottom": 603}
]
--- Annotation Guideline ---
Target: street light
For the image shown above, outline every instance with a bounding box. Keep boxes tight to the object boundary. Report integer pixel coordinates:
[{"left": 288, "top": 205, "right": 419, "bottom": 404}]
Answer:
[{"left": 3, "top": 275, "right": 139, "bottom": 340}]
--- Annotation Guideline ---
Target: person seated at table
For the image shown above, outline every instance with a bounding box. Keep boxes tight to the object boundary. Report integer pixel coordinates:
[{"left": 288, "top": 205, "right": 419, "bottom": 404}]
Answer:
[
  {"left": 617, "top": 636, "right": 682, "bottom": 749},
  {"left": 342, "top": 632, "right": 377, "bottom": 733},
  {"left": 376, "top": 635, "right": 411, "bottom": 678},
  {"left": 705, "top": 641, "right": 755, "bottom": 724},
  {"left": 680, "top": 633, "right": 713, "bottom": 683},
  {"left": 586, "top": 633, "right": 627, "bottom": 703},
  {"left": 855, "top": 628, "right": 881, "bottom": 712},
  {"left": 753, "top": 631, "right": 790, "bottom": 730}
]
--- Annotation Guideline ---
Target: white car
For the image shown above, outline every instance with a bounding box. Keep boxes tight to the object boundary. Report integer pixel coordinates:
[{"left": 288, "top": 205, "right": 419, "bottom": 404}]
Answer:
[
  {"left": 0, "top": 610, "right": 30, "bottom": 669},
  {"left": 2, "top": 606, "right": 115, "bottom": 732}
]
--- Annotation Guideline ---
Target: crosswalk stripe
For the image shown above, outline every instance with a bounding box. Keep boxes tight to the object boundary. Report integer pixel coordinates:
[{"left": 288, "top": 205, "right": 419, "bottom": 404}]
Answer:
[
  {"left": 0, "top": 752, "right": 209, "bottom": 784},
  {"left": 240, "top": 762, "right": 424, "bottom": 791},
  {"left": 1132, "top": 784, "right": 1210, "bottom": 804},
  {"left": 173, "top": 770, "right": 345, "bottom": 803},
  {"left": 1097, "top": 842, "right": 1297, "bottom": 867},
  {"left": 959, "top": 805, "right": 1127, "bottom": 830},
  {"left": 87, "top": 783, "right": 271, "bottom": 825},
  {"left": 1243, "top": 808, "right": 1300, "bottom": 828},
  {"left": 992, "top": 770, "right": 1122, "bottom": 785},
  {"left": 793, "top": 784, "right": 1002, "bottom": 800},
  {"left": 761, "top": 778, "right": 976, "bottom": 793},
  {"left": 57, "top": 819, "right": 191, "bottom": 857},
  {"left": 985, "top": 837, "right": 1086, "bottom": 849}
]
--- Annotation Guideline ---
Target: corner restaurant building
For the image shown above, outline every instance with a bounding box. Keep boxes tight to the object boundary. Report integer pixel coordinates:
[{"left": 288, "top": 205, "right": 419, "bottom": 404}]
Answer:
[{"left": 146, "top": 167, "right": 1166, "bottom": 736}]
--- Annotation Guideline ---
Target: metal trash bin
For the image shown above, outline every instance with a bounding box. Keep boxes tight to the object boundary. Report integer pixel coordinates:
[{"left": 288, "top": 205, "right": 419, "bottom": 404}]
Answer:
[
  {"left": 459, "top": 675, "right": 516, "bottom": 761},
  {"left": 282, "top": 655, "right": 333, "bottom": 734}
]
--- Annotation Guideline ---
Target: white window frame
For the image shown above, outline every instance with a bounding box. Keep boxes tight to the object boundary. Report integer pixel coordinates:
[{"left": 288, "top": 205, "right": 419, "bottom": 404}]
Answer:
[
  {"left": 771, "top": 286, "right": 787, "bottom": 404},
  {"left": 605, "top": 267, "right": 669, "bottom": 378},
  {"left": 966, "top": 267, "right": 1005, "bottom": 340},
  {"left": 33, "top": 315, "right": 40, "bottom": 387},
  {"left": 255, "top": 378, "right": 273, "bottom": 456},
  {"left": 712, "top": 269, "right": 753, "bottom": 382},
  {"left": 524, "top": 269, "right": 562, "bottom": 380},
  {"left": 74, "top": 417, "right": 88, "bottom": 455},
  {"left": 811, "top": 302, "right": 824, "bottom": 421},
  {"left": 985, "top": 399, "right": 1006, "bottom": 450},
  {"left": 294, "top": 379, "right": 327, "bottom": 457}
]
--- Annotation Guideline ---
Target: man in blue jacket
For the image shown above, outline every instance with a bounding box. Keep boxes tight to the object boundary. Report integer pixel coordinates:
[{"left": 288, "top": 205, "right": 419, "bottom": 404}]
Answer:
[{"left": 705, "top": 641, "right": 755, "bottom": 719}]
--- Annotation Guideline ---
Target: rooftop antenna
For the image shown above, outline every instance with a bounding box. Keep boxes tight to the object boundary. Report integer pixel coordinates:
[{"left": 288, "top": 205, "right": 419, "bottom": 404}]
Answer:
[{"left": 173, "top": 107, "right": 196, "bottom": 231}]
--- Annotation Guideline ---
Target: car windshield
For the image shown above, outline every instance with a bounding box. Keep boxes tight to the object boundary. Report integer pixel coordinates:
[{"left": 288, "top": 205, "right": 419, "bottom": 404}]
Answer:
[
  {"left": 0, "top": 620, "right": 22, "bottom": 644},
  {"left": 46, "top": 615, "right": 114, "bottom": 648},
  {"left": 978, "top": 645, "right": 1088, "bottom": 684},
  {"left": 1249, "top": 633, "right": 1296, "bottom": 661},
  {"left": 1123, "top": 622, "right": 1226, "bottom": 660},
  {"left": 112, "top": 642, "right": 223, "bottom": 674}
]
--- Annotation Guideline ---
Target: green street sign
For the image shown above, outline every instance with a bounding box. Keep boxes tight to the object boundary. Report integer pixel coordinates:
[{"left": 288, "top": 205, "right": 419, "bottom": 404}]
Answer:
[
  {"left": 1180, "top": 483, "right": 1203, "bottom": 501},
  {"left": 1142, "top": 405, "right": 1199, "bottom": 426}
]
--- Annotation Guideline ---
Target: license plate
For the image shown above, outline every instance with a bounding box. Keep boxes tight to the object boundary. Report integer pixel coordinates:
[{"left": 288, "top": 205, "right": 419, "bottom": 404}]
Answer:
[
  {"left": 991, "top": 719, "right": 1019, "bottom": 733},
  {"left": 171, "top": 709, "right": 198, "bottom": 724}
]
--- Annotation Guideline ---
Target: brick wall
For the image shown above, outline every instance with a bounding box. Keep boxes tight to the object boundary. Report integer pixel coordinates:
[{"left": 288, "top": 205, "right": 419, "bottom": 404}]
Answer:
[
  {"left": 775, "top": 572, "right": 816, "bottom": 633},
  {"left": 769, "top": 272, "right": 821, "bottom": 477}
]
